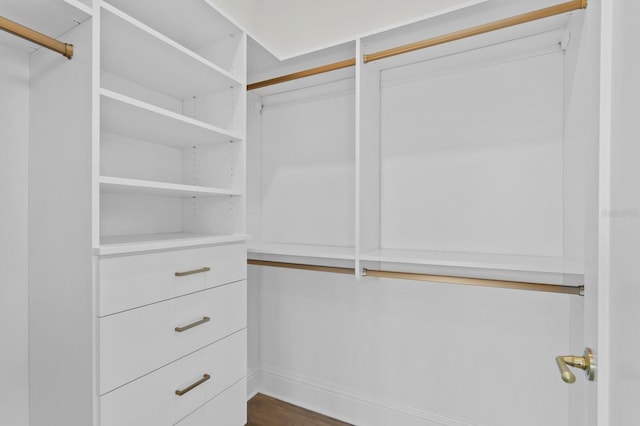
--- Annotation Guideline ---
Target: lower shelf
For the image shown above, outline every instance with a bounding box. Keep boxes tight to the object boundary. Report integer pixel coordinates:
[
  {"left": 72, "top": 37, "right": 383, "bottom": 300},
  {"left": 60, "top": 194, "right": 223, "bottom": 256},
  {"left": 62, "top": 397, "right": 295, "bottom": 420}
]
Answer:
[
  {"left": 247, "top": 242, "right": 355, "bottom": 260},
  {"left": 98, "top": 232, "right": 250, "bottom": 255}
]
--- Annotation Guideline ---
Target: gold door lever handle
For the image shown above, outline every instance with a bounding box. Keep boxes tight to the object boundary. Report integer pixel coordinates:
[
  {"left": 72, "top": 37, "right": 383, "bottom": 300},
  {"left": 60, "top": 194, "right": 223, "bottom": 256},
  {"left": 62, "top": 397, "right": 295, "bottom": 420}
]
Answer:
[{"left": 555, "top": 348, "right": 595, "bottom": 383}]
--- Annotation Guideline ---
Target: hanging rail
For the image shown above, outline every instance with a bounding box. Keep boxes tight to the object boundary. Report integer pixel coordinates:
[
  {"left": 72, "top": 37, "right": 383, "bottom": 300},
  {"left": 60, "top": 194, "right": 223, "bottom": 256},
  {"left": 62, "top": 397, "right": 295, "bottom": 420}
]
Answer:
[
  {"left": 247, "top": 59, "right": 355, "bottom": 91},
  {"left": 247, "top": 260, "right": 584, "bottom": 296},
  {"left": 364, "top": 0, "right": 587, "bottom": 63},
  {"left": 247, "top": 0, "right": 587, "bottom": 90},
  {"left": 0, "top": 16, "right": 74, "bottom": 59}
]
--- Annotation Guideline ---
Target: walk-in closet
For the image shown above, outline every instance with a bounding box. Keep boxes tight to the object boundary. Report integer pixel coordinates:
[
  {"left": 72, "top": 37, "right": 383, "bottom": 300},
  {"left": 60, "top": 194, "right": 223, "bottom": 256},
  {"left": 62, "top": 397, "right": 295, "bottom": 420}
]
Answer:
[{"left": 1, "top": 0, "right": 639, "bottom": 425}]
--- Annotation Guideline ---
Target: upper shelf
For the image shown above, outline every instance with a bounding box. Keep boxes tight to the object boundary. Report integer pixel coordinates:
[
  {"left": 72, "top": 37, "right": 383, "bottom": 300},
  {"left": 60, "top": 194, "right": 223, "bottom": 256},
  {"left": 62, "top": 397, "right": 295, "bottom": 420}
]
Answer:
[
  {"left": 100, "top": 89, "right": 241, "bottom": 148},
  {"left": 102, "top": 0, "right": 244, "bottom": 79},
  {"left": 101, "top": 2, "right": 242, "bottom": 101}
]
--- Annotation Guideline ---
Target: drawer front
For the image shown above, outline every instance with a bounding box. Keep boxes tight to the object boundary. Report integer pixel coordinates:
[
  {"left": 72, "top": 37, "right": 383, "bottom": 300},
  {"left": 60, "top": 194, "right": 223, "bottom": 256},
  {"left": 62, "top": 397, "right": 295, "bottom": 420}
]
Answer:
[
  {"left": 99, "top": 243, "right": 246, "bottom": 316},
  {"left": 99, "top": 280, "right": 247, "bottom": 394},
  {"left": 176, "top": 378, "right": 246, "bottom": 426},
  {"left": 100, "top": 329, "right": 246, "bottom": 426}
]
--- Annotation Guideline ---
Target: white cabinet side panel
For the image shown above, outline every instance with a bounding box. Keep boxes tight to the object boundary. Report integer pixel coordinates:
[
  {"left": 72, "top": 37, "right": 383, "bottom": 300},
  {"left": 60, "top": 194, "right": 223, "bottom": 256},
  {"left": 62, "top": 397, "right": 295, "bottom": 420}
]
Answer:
[
  {"left": 28, "top": 21, "right": 94, "bottom": 426},
  {"left": 0, "top": 44, "right": 30, "bottom": 426}
]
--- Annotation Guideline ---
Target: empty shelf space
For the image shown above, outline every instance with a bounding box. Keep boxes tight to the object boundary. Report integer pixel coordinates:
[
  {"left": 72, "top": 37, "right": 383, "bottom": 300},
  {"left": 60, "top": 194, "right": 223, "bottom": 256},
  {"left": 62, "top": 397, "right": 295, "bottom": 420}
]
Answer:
[
  {"left": 99, "top": 176, "right": 240, "bottom": 197},
  {"left": 98, "top": 232, "right": 250, "bottom": 255},
  {"left": 100, "top": 89, "right": 241, "bottom": 148},
  {"left": 101, "top": 2, "right": 241, "bottom": 99},
  {"left": 103, "top": 0, "right": 244, "bottom": 78}
]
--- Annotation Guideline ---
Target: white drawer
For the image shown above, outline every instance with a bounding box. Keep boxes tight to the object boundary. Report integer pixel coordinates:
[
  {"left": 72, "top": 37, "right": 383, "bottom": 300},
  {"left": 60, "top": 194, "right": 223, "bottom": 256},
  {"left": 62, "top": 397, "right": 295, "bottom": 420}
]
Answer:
[
  {"left": 98, "top": 243, "right": 246, "bottom": 316},
  {"left": 99, "top": 280, "right": 247, "bottom": 394},
  {"left": 100, "top": 329, "right": 246, "bottom": 426},
  {"left": 176, "top": 378, "right": 246, "bottom": 426}
]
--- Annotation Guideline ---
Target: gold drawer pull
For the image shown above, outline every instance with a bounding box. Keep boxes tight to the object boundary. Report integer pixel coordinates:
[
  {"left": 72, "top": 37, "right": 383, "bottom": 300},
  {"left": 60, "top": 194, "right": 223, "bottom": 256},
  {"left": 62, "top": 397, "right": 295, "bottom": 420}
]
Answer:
[
  {"left": 175, "top": 316, "right": 210, "bottom": 333},
  {"left": 175, "top": 374, "right": 210, "bottom": 396},
  {"left": 175, "top": 267, "right": 210, "bottom": 277}
]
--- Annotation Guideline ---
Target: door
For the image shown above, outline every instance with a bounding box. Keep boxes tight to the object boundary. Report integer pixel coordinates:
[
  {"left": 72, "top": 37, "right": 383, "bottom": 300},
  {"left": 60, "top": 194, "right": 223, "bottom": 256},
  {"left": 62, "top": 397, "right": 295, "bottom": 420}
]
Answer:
[
  {"left": 576, "top": 1, "right": 640, "bottom": 425},
  {"left": 600, "top": 0, "right": 640, "bottom": 424}
]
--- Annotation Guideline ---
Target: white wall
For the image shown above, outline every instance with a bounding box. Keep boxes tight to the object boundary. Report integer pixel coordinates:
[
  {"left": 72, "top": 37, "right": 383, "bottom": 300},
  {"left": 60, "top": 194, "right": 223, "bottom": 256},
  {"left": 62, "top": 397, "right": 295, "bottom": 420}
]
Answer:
[
  {"left": 253, "top": 266, "right": 573, "bottom": 426},
  {"left": 0, "top": 44, "right": 30, "bottom": 426}
]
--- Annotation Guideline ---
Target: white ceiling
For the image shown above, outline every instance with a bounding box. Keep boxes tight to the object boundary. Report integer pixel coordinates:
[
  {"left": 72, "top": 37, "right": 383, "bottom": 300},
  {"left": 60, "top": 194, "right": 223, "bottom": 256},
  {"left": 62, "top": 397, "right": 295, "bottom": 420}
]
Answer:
[{"left": 209, "top": 0, "right": 487, "bottom": 60}]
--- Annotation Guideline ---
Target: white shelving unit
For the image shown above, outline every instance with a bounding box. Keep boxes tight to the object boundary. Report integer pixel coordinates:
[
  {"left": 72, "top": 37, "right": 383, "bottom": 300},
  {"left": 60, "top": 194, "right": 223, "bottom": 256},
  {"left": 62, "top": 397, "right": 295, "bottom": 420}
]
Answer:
[
  {"left": 246, "top": 8, "right": 590, "bottom": 287},
  {"left": 247, "top": 44, "right": 357, "bottom": 264},
  {"left": 97, "top": 0, "right": 247, "bottom": 252}
]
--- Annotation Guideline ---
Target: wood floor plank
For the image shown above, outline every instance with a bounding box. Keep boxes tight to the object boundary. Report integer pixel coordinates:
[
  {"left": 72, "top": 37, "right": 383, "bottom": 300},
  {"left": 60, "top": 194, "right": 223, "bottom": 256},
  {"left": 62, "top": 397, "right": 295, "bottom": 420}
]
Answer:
[{"left": 247, "top": 394, "right": 352, "bottom": 426}]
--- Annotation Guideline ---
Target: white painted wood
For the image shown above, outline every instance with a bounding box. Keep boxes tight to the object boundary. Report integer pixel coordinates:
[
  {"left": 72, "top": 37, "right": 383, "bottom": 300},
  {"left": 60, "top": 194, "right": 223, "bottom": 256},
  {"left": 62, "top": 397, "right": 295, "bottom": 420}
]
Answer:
[
  {"left": 379, "top": 51, "right": 564, "bottom": 257},
  {"left": 246, "top": 267, "right": 262, "bottom": 400},
  {"left": 100, "top": 193, "right": 183, "bottom": 237},
  {"left": 361, "top": 249, "right": 567, "bottom": 273},
  {"left": 177, "top": 378, "right": 247, "bottom": 426},
  {"left": 181, "top": 142, "right": 244, "bottom": 191},
  {"left": 105, "top": 0, "right": 244, "bottom": 77},
  {"left": 98, "top": 232, "right": 249, "bottom": 255},
  {"left": 99, "top": 243, "right": 247, "bottom": 315},
  {"left": 356, "top": 39, "right": 382, "bottom": 275},
  {"left": 100, "top": 3, "right": 241, "bottom": 99},
  {"left": 182, "top": 196, "right": 245, "bottom": 236},
  {"left": 101, "top": 70, "right": 183, "bottom": 114},
  {"left": 557, "top": 3, "right": 601, "bottom": 425},
  {"left": 100, "top": 132, "right": 184, "bottom": 183},
  {"left": 259, "top": 78, "right": 355, "bottom": 248},
  {"left": 28, "top": 20, "right": 94, "bottom": 426},
  {"left": 101, "top": 133, "right": 242, "bottom": 190},
  {"left": 64, "top": 0, "right": 93, "bottom": 15},
  {"left": 0, "top": 44, "right": 29, "bottom": 426},
  {"left": 100, "top": 89, "right": 241, "bottom": 147},
  {"left": 246, "top": 5, "right": 598, "bottom": 426},
  {"left": 248, "top": 243, "right": 356, "bottom": 260},
  {"left": 99, "top": 280, "right": 247, "bottom": 394},
  {"left": 601, "top": 1, "right": 640, "bottom": 424},
  {"left": 100, "top": 330, "right": 247, "bottom": 426},
  {"left": 100, "top": 176, "right": 241, "bottom": 197}
]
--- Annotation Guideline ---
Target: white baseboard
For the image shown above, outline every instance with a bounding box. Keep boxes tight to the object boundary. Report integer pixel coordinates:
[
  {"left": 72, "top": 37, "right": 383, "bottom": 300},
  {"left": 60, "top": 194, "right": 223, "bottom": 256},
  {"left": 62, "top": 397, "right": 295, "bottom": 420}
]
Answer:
[
  {"left": 252, "top": 366, "right": 477, "bottom": 426},
  {"left": 246, "top": 369, "right": 261, "bottom": 401}
]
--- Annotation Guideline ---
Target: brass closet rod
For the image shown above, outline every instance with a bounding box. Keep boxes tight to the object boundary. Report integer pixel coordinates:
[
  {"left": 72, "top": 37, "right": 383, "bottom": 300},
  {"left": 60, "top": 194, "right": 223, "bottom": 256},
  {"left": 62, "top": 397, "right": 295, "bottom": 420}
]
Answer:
[
  {"left": 0, "top": 16, "right": 74, "bottom": 59},
  {"left": 247, "top": 260, "right": 584, "bottom": 296},
  {"left": 247, "top": 0, "right": 587, "bottom": 90}
]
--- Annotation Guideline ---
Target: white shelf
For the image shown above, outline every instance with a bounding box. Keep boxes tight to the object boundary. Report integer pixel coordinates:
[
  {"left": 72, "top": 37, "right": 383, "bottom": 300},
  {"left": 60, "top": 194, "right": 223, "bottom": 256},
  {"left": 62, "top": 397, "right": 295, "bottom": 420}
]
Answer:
[
  {"left": 359, "top": 248, "right": 580, "bottom": 274},
  {"left": 100, "top": 176, "right": 240, "bottom": 197},
  {"left": 64, "top": 0, "right": 93, "bottom": 15},
  {"left": 101, "top": 2, "right": 242, "bottom": 100},
  {"left": 100, "top": 89, "right": 241, "bottom": 148},
  {"left": 98, "top": 232, "right": 250, "bottom": 255},
  {"left": 103, "top": 0, "right": 243, "bottom": 76},
  {"left": 248, "top": 242, "right": 355, "bottom": 260}
]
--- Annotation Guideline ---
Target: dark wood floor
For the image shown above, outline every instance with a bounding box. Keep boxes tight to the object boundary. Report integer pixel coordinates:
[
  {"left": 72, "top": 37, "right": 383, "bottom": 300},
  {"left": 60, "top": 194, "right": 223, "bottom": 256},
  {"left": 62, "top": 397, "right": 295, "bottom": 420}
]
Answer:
[{"left": 247, "top": 394, "right": 352, "bottom": 426}]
